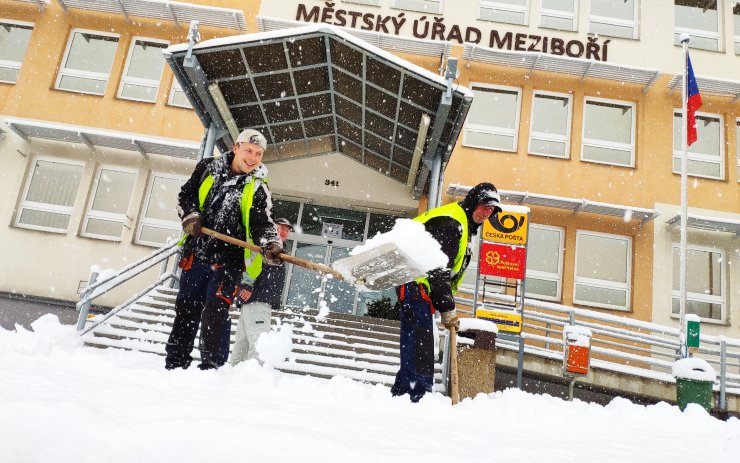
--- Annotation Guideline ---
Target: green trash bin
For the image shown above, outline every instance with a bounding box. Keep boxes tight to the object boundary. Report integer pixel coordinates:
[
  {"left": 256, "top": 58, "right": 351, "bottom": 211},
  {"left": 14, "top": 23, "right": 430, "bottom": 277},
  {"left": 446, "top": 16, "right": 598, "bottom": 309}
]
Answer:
[{"left": 672, "top": 358, "right": 716, "bottom": 412}]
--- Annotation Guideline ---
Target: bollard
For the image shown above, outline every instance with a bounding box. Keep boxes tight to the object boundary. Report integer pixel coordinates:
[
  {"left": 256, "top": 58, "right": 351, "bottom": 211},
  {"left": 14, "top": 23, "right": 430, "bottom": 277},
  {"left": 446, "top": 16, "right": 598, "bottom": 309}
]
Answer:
[{"left": 455, "top": 318, "right": 498, "bottom": 401}]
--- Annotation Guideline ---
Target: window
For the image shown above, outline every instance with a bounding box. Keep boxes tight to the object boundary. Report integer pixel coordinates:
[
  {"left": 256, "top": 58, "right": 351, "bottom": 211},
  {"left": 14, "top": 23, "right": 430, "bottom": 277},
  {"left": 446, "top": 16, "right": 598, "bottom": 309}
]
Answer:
[
  {"left": 82, "top": 166, "right": 137, "bottom": 241},
  {"left": 525, "top": 224, "right": 564, "bottom": 301},
  {"left": 118, "top": 38, "right": 168, "bottom": 103},
  {"left": 574, "top": 231, "right": 631, "bottom": 310},
  {"left": 391, "top": 0, "right": 443, "bottom": 14},
  {"left": 581, "top": 98, "right": 635, "bottom": 167},
  {"left": 464, "top": 84, "right": 521, "bottom": 152},
  {"left": 479, "top": 0, "right": 530, "bottom": 26},
  {"left": 301, "top": 204, "right": 366, "bottom": 241},
  {"left": 734, "top": 3, "right": 740, "bottom": 54},
  {"left": 0, "top": 20, "right": 33, "bottom": 84},
  {"left": 529, "top": 91, "right": 572, "bottom": 158},
  {"left": 674, "top": 0, "right": 720, "bottom": 52},
  {"left": 672, "top": 245, "right": 724, "bottom": 321},
  {"left": 56, "top": 29, "right": 119, "bottom": 95},
  {"left": 672, "top": 111, "right": 724, "bottom": 180},
  {"left": 136, "top": 173, "right": 187, "bottom": 247},
  {"left": 168, "top": 80, "right": 192, "bottom": 108},
  {"left": 16, "top": 158, "right": 84, "bottom": 233},
  {"left": 588, "top": 0, "right": 639, "bottom": 39},
  {"left": 540, "top": 0, "right": 578, "bottom": 31}
]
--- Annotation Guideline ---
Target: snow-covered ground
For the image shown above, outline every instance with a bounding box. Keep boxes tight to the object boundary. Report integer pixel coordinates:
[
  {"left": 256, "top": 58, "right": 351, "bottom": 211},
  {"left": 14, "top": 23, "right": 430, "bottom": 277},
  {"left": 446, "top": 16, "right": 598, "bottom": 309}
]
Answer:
[{"left": 1, "top": 315, "right": 738, "bottom": 463}]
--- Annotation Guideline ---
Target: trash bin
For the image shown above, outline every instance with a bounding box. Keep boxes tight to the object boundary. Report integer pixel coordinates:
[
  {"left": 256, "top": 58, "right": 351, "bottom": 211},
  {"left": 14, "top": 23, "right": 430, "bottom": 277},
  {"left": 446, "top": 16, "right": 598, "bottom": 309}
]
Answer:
[
  {"left": 454, "top": 318, "right": 498, "bottom": 400},
  {"left": 672, "top": 357, "right": 716, "bottom": 412},
  {"left": 563, "top": 326, "right": 592, "bottom": 376}
]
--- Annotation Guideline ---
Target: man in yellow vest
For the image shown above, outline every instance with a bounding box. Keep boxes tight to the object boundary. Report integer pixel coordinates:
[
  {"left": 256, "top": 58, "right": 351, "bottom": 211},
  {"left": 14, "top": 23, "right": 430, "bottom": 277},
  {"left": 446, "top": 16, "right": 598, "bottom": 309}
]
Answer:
[
  {"left": 391, "top": 182, "right": 501, "bottom": 402},
  {"left": 165, "top": 129, "right": 282, "bottom": 371}
]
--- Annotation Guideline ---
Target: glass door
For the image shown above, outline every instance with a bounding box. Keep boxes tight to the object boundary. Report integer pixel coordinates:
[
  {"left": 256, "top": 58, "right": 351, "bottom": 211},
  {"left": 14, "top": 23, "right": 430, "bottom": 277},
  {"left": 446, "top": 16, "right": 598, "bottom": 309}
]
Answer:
[
  {"left": 285, "top": 242, "right": 327, "bottom": 309},
  {"left": 324, "top": 246, "right": 356, "bottom": 314}
]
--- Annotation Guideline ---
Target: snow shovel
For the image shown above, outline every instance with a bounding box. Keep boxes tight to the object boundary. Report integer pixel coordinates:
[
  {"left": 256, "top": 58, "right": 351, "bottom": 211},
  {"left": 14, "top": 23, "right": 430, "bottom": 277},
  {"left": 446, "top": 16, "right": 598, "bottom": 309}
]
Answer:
[
  {"left": 200, "top": 228, "right": 425, "bottom": 291},
  {"left": 449, "top": 323, "right": 460, "bottom": 405}
]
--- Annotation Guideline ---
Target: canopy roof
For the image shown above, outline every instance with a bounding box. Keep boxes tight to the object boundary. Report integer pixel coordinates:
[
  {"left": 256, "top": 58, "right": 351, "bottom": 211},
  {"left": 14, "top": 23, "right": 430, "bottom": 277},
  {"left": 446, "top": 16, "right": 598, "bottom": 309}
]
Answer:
[
  {"left": 666, "top": 213, "right": 740, "bottom": 235},
  {"left": 165, "top": 25, "right": 473, "bottom": 198}
]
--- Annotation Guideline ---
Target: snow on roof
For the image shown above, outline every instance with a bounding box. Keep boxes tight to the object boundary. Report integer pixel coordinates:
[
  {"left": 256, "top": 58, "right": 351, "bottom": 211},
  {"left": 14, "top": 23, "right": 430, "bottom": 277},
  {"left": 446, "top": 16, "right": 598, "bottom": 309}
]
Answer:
[{"left": 165, "top": 23, "right": 474, "bottom": 99}]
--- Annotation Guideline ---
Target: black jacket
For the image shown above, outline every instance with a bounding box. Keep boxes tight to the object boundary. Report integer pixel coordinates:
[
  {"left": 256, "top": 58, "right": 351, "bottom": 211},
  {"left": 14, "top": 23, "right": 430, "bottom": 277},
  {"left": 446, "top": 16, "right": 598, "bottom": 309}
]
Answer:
[
  {"left": 247, "top": 263, "right": 286, "bottom": 311},
  {"left": 423, "top": 186, "right": 493, "bottom": 313},
  {"left": 178, "top": 152, "right": 279, "bottom": 270}
]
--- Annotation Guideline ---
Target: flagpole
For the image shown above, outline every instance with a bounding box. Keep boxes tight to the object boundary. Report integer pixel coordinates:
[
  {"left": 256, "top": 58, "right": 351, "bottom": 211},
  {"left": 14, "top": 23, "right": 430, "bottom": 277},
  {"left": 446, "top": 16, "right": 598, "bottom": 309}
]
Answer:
[{"left": 679, "top": 33, "right": 690, "bottom": 359}]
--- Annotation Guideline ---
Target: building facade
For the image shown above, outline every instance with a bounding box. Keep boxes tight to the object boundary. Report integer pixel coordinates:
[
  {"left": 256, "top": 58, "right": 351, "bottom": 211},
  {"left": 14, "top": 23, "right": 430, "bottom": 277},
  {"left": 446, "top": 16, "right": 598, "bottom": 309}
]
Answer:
[{"left": 1, "top": 0, "right": 738, "bottom": 338}]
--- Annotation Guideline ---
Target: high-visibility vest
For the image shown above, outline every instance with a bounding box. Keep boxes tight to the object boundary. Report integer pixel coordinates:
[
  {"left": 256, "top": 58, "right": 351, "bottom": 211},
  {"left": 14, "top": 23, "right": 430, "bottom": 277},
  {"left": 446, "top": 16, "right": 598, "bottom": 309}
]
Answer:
[
  {"left": 413, "top": 202, "right": 469, "bottom": 295},
  {"left": 180, "top": 173, "right": 264, "bottom": 280}
]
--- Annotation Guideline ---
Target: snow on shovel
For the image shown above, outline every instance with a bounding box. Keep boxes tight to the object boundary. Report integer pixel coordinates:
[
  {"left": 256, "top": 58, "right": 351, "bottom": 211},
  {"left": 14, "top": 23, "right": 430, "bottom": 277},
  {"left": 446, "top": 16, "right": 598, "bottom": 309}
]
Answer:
[
  {"left": 332, "top": 219, "right": 447, "bottom": 291},
  {"left": 201, "top": 220, "right": 445, "bottom": 291}
]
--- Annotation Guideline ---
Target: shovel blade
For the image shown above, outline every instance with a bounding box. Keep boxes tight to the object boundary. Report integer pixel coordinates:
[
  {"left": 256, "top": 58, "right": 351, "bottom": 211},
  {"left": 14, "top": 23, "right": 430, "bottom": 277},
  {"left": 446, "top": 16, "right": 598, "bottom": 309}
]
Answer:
[{"left": 332, "top": 242, "right": 426, "bottom": 291}]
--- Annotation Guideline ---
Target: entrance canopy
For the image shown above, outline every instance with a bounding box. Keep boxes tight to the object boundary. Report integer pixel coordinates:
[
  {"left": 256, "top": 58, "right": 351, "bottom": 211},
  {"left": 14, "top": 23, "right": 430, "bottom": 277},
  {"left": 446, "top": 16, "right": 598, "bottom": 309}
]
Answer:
[{"left": 165, "top": 25, "right": 473, "bottom": 198}]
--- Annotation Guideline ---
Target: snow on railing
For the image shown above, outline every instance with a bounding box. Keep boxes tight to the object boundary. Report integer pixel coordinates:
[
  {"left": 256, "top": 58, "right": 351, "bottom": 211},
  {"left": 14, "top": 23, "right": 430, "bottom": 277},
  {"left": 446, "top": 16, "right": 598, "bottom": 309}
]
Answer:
[
  {"left": 76, "top": 242, "right": 182, "bottom": 330},
  {"left": 454, "top": 286, "right": 740, "bottom": 409}
]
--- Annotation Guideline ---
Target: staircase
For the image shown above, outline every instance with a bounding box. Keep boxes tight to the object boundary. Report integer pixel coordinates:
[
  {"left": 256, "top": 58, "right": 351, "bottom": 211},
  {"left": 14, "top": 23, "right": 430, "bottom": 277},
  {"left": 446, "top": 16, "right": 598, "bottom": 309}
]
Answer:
[{"left": 82, "top": 284, "right": 444, "bottom": 389}]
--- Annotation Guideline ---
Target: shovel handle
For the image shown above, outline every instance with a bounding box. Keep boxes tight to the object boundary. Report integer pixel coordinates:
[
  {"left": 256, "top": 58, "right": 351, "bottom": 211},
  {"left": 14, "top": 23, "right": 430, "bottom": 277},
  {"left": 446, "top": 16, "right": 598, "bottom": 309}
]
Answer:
[
  {"left": 200, "top": 227, "right": 345, "bottom": 281},
  {"left": 449, "top": 323, "right": 460, "bottom": 405}
]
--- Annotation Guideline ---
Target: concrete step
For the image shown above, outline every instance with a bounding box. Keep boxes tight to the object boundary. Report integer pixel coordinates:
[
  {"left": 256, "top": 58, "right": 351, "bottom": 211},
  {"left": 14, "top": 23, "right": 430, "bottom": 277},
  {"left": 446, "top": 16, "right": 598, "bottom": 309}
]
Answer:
[{"left": 81, "top": 284, "right": 445, "bottom": 387}]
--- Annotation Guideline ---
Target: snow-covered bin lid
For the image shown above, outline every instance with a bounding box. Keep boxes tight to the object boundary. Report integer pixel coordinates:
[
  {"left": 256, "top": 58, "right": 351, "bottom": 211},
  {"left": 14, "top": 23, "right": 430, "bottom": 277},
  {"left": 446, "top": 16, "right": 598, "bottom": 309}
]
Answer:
[
  {"left": 672, "top": 357, "right": 716, "bottom": 382},
  {"left": 459, "top": 318, "right": 499, "bottom": 334},
  {"left": 685, "top": 314, "right": 700, "bottom": 323},
  {"left": 563, "top": 325, "right": 592, "bottom": 346}
]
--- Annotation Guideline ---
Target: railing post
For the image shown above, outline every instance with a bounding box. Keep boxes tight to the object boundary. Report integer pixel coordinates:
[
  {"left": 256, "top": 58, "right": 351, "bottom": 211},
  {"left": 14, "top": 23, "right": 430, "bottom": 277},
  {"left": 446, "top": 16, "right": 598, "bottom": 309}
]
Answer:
[
  {"left": 169, "top": 248, "right": 182, "bottom": 288},
  {"left": 719, "top": 339, "right": 727, "bottom": 412},
  {"left": 545, "top": 322, "right": 551, "bottom": 350},
  {"left": 76, "top": 269, "right": 99, "bottom": 331}
]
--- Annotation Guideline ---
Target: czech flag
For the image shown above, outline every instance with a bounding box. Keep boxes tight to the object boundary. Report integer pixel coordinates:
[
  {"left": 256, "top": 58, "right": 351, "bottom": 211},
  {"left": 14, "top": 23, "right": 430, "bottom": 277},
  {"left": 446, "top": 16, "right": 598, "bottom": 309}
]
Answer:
[{"left": 686, "top": 54, "right": 702, "bottom": 146}]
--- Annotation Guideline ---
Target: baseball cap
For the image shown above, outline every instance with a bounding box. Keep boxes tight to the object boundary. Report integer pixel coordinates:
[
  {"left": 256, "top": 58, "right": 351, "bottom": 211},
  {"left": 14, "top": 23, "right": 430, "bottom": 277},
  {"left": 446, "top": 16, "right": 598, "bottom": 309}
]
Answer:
[
  {"left": 274, "top": 217, "right": 294, "bottom": 231},
  {"left": 235, "top": 129, "right": 267, "bottom": 151}
]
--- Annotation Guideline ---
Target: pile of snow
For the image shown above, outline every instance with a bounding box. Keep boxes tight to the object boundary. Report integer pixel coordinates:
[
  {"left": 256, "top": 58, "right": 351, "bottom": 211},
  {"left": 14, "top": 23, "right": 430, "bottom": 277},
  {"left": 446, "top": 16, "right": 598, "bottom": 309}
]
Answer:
[
  {"left": 672, "top": 357, "right": 717, "bottom": 382},
  {"left": 0, "top": 315, "right": 738, "bottom": 463},
  {"left": 458, "top": 317, "right": 499, "bottom": 334},
  {"left": 255, "top": 324, "right": 293, "bottom": 366}
]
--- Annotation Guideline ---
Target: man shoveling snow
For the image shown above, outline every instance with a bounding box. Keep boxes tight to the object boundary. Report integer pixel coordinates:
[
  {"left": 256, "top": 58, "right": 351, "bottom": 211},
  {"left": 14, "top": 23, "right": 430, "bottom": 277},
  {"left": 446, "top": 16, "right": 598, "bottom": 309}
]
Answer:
[{"left": 390, "top": 182, "right": 502, "bottom": 402}]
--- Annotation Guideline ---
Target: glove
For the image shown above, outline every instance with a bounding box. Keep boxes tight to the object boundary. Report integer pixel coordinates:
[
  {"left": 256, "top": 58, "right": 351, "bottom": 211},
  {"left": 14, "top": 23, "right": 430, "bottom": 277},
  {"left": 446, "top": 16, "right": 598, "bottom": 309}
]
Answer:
[
  {"left": 261, "top": 241, "right": 283, "bottom": 266},
  {"left": 181, "top": 212, "right": 203, "bottom": 237},
  {"left": 440, "top": 310, "right": 459, "bottom": 330}
]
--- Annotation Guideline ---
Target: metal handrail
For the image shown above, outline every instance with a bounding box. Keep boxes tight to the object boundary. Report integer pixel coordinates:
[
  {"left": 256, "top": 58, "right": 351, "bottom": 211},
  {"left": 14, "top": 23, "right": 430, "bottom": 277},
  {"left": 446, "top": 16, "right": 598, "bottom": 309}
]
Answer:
[
  {"left": 76, "top": 242, "right": 182, "bottom": 331},
  {"left": 455, "top": 287, "right": 740, "bottom": 410}
]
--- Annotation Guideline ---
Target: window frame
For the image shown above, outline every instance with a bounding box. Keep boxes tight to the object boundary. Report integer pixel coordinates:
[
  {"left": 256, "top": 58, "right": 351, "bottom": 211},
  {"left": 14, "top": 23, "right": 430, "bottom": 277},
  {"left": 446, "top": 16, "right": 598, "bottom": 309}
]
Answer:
[
  {"left": 390, "top": 0, "right": 444, "bottom": 14},
  {"left": 525, "top": 223, "right": 565, "bottom": 302},
  {"left": 528, "top": 90, "right": 573, "bottom": 159},
  {"left": 673, "top": 0, "right": 721, "bottom": 52},
  {"left": 0, "top": 19, "right": 34, "bottom": 84},
  {"left": 80, "top": 164, "right": 138, "bottom": 242},
  {"left": 479, "top": 0, "right": 530, "bottom": 26},
  {"left": 588, "top": 0, "right": 640, "bottom": 40},
  {"left": 573, "top": 230, "right": 632, "bottom": 311},
  {"left": 167, "top": 79, "right": 192, "bottom": 109},
  {"left": 135, "top": 171, "right": 188, "bottom": 248},
  {"left": 15, "top": 156, "right": 86, "bottom": 234},
  {"left": 539, "top": 0, "right": 578, "bottom": 31},
  {"left": 672, "top": 109, "right": 725, "bottom": 180},
  {"left": 117, "top": 36, "right": 169, "bottom": 104},
  {"left": 670, "top": 243, "right": 726, "bottom": 324},
  {"left": 463, "top": 83, "right": 522, "bottom": 153},
  {"left": 734, "top": 3, "right": 740, "bottom": 54},
  {"left": 55, "top": 28, "right": 120, "bottom": 96},
  {"left": 581, "top": 96, "right": 636, "bottom": 168}
]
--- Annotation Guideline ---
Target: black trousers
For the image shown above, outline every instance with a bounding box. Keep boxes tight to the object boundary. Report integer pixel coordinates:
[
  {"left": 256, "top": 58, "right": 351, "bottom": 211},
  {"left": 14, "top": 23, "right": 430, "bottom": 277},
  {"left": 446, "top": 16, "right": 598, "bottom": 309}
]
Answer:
[{"left": 165, "top": 259, "right": 240, "bottom": 369}]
